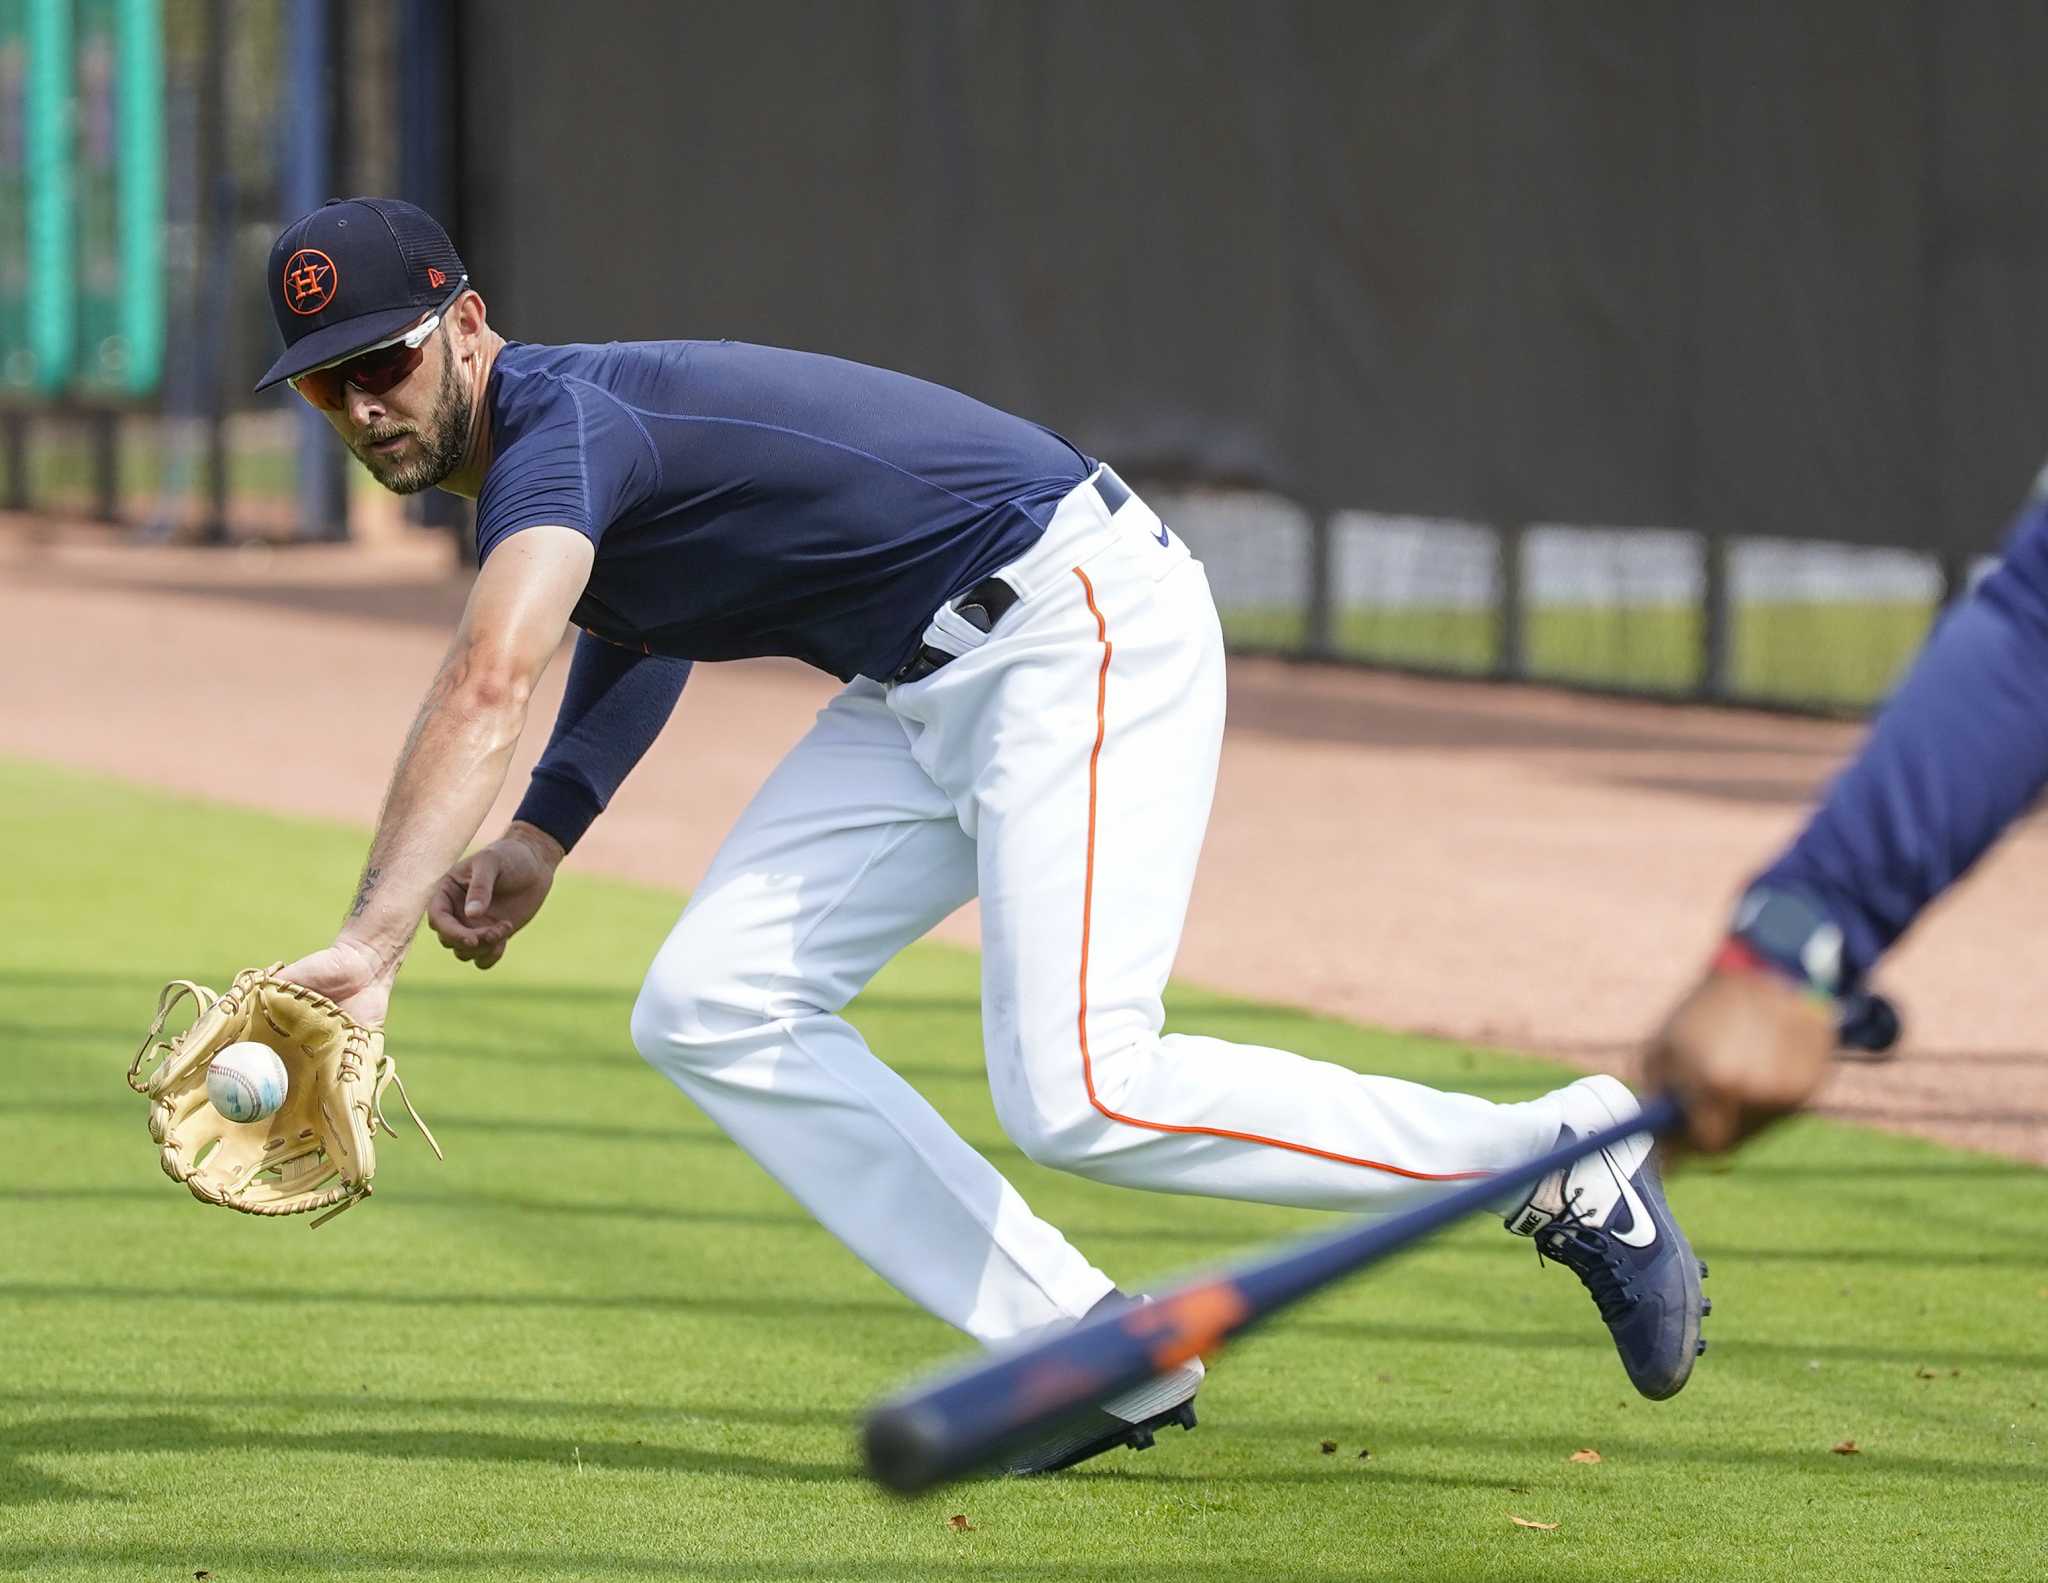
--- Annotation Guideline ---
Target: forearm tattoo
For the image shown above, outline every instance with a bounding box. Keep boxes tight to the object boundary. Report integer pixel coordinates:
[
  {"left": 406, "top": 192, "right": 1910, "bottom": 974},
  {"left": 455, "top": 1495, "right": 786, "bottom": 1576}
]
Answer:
[{"left": 347, "top": 865, "right": 383, "bottom": 921}]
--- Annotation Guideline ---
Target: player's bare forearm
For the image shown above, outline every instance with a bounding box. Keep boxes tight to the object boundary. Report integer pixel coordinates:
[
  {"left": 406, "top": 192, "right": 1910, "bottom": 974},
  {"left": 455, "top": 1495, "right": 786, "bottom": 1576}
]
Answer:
[
  {"left": 321, "top": 524, "right": 597, "bottom": 989},
  {"left": 337, "top": 645, "right": 537, "bottom": 973}
]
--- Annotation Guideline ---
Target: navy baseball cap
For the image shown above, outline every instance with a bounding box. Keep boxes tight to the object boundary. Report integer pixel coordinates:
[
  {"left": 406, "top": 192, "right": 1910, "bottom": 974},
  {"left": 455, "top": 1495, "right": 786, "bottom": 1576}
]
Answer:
[{"left": 256, "top": 197, "right": 469, "bottom": 392}]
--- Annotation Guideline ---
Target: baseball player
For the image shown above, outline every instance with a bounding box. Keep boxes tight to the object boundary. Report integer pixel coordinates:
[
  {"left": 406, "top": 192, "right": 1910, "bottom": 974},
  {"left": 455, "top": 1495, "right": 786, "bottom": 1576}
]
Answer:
[
  {"left": 261, "top": 198, "right": 1707, "bottom": 1472},
  {"left": 1649, "top": 481, "right": 2048, "bottom": 1151}
]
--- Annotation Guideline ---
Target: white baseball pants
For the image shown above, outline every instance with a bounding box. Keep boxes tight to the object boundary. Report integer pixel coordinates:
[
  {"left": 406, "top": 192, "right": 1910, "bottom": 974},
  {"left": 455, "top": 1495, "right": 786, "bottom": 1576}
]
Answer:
[{"left": 631, "top": 471, "right": 1568, "bottom": 1344}]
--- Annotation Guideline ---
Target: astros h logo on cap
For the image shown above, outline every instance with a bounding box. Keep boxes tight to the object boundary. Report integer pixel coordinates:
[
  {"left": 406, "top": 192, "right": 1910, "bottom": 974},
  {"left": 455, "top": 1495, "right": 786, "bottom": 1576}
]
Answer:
[
  {"left": 282, "top": 248, "right": 339, "bottom": 315},
  {"left": 255, "top": 196, "right": 470, "bottom": 394}
]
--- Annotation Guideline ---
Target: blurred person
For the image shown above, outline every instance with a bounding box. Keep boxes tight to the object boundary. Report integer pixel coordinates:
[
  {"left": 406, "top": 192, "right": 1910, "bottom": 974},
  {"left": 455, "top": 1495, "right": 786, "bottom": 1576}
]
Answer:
[
  {"left": 259, "top": 198, "right": 1710, "bottom": 1471},
  {"left": 1649, "top": 489, "right": 2048, "bottom": 1149}
]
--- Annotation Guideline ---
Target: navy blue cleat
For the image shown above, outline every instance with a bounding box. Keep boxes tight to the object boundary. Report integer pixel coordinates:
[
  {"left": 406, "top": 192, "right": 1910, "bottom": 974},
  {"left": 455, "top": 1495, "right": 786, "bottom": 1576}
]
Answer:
[
  {"left": 999, "top": 1293, "right": 1204, "bottom": 1475},
  {"left": 1505, "top": 1075, "right": 1708, "bottom": 1400}
]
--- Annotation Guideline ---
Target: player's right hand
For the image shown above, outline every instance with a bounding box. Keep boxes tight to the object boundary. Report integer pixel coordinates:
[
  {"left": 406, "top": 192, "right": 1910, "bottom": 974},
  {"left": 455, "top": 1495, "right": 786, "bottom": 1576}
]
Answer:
[
  {"left": 427, "top": 822, "right": 563, "bottom": 970},
  {"left": 1642, "top": 968, "right": 1837, "bottom": 1153}
]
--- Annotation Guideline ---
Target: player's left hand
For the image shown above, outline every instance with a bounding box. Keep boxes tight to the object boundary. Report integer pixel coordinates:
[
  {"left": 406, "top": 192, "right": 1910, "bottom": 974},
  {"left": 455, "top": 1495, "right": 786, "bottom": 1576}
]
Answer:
[
  {"left": 1642, "top": 968, "right": 1837, "bottom": 1153},
  {"left": 129, "top": 962, "right": 440, "bottom": 1225},
  {"left": 278, "top": 937, "right": 392, "bottom": 1028}
]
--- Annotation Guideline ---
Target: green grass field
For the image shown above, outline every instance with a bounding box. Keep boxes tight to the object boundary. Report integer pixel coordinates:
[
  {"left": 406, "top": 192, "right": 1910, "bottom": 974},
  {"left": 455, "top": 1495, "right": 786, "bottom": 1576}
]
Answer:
[
  {"left": 3, "top": 757, "right": 2043, "bottom": 1581},
  {"left": 19, "top": 421, "right": 299, "bottom": 515},
  {"left": 1220, "top": 600, "right": 1936, "bottom": 708}
]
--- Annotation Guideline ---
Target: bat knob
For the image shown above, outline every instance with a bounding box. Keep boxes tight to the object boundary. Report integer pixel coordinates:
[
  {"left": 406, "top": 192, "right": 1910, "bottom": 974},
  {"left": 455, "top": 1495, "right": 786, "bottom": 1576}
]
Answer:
[
  {"left": 861, "top": 1400, "right": 947, "bottom": 1496},
  {"left": 1836, "top": 990, "right": 1901, "bottom": 1059}
]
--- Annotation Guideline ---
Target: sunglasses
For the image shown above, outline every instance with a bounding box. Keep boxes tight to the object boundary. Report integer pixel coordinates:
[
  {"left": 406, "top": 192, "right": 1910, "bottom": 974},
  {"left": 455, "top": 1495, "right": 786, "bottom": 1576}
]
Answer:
[{"left": 288, "top": 277, "right": 467, "bottom": 412}]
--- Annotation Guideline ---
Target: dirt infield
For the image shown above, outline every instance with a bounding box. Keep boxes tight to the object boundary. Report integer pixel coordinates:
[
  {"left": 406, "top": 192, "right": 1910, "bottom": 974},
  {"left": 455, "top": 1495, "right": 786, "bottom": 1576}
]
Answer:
[{"left": 6, "top": 517, "right": 2041, "bottom": 1163}]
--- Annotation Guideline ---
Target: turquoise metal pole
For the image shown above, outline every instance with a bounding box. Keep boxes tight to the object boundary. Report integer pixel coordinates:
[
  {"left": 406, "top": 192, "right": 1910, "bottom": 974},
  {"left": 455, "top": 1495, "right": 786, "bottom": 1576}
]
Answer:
[{"left": 25, "top": 0, "right": 72, "bottom": 392}]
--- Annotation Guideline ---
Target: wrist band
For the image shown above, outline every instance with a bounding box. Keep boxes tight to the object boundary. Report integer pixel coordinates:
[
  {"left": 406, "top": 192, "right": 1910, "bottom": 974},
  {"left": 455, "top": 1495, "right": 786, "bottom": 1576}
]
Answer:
[
  {"left": 1709, "top": 934, "right": 1836, "bottom": 1008},
  {"left": 1716, "top": 885, "right": 1847, "bottom": 1004}
]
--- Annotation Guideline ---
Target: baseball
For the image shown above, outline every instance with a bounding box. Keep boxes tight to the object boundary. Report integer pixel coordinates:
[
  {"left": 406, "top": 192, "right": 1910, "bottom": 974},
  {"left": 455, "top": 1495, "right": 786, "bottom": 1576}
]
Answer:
[{"left": 207, "top": 1041, "right": 289, "bottom": 1124}]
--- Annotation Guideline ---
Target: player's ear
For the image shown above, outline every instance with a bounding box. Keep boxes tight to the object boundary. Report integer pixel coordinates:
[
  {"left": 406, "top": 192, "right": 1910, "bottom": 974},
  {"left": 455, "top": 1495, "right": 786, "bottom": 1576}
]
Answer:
[{"left": 449, "top": 288, "right": 489, "bottom": 348}]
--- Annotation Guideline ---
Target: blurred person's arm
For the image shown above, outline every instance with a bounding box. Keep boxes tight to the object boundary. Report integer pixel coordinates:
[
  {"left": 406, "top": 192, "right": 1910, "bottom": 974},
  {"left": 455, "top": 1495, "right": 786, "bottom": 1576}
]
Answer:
[{"left": 1650, "top": 497, "right": 2048, "bottom": 1150}]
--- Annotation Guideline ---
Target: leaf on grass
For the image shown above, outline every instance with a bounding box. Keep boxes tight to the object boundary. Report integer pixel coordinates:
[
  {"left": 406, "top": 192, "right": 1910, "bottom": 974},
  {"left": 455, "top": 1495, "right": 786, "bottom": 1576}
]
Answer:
[
  {"left": 1356, "top": 1448, "right": 1373, "bottom": 1460},
  {"left": 1568, "top": 1448, "right": 1603, "bottom": 1463},
  {"left": 1319, "top": 1439, "right": 1338, "bottom": 1454},
  {"left": 947, "top": 1514, "right": 974, "bottom": 1532},
  {"left": 1832, "top": 1440, "right": 1861, "bottom": 1455},
  {"left": 1915, "top": 1367, "right": 1938, "bottom": 1380},
  {"left": 1510, "top": 1516, "right": 1560, "bottom": 1531}
]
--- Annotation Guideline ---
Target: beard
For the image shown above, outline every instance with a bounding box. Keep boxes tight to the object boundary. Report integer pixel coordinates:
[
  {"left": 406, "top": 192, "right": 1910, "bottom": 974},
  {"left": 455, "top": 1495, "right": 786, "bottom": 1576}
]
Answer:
[{"left": 348, "top": 332, "right": 474, "bottom": 495}]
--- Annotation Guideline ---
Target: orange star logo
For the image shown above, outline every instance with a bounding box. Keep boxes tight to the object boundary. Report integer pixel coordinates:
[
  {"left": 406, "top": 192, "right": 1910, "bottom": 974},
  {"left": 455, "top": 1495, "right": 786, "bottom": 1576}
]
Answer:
[{"left": 282, "top": 248, "right": 338, "bottom": 315}]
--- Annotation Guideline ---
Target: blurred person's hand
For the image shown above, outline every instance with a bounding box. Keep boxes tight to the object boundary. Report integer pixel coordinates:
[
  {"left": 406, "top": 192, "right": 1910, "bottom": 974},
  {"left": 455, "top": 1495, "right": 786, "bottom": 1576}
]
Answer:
[{"left": 1643, "top": 968, "right": 1836, "bottom": 1153}]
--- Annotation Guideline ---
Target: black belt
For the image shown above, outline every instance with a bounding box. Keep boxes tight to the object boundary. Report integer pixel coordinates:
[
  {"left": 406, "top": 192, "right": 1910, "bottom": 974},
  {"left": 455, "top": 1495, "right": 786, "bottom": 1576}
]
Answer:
[{"left": 891, "top": 469, "right": 1132, "bottom": 686}]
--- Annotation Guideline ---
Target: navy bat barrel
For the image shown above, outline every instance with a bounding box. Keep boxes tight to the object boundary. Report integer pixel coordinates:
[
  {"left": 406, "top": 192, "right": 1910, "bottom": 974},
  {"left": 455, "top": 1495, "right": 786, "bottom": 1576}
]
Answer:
[{"left": 861, "top": 1094, "right": 1681, "bottom": 1494}]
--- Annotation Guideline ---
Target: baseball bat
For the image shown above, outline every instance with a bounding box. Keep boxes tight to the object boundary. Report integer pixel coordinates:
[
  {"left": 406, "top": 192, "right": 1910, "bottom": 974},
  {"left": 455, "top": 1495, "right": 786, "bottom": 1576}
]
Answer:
[{"left": 862, "top": 1092, "right": 1682, "bottom": 1494}]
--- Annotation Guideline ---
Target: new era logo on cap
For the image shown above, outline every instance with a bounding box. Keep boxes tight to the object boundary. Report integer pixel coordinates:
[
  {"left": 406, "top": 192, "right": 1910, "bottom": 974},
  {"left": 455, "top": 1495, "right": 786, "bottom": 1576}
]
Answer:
[{"left": 256, "top": 196, "right": 469, "bottom": 392}]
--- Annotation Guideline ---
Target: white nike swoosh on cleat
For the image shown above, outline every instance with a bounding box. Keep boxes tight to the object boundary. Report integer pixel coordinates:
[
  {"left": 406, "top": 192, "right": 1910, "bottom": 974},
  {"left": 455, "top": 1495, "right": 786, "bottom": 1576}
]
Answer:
[{"left": 1604, "top": 1152, "right": 1660, "bottom": 1249}]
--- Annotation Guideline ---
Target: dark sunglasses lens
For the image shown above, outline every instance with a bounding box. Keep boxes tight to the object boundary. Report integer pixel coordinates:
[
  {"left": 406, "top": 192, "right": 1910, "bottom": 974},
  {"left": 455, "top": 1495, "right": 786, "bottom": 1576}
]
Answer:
[
  {"left": 291, "top": 367, "right": 345, "bottom": 411},
  {"left": 331, "top": 341, "right": 423, "bottom": 399},
  {"left": 344, "top": 341, "right": 426, "bottom": 396},
  {"left": 290, "top": 338, "right": 425, "bottom": 411}
]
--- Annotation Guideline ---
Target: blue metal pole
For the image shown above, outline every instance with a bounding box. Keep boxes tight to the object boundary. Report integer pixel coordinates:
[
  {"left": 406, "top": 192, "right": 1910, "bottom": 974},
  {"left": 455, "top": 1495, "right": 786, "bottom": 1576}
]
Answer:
[
  {"left": 398, "top": 0, "right": 468, "bottom": 555},
  {"left": 398, "top": 0, "right": 451, "bottom": 217},
  {"left": 285, "top": 0, "right": 345, "bottom": 541}
]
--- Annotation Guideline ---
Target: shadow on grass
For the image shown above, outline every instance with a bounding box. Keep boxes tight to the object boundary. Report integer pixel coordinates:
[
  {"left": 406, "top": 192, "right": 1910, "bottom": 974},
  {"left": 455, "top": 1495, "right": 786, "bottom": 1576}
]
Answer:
[
  {"left": 1212, "top": 1417, "right": 2048, "bottom": 1487},
  {"left": 0, "top": 1413, "right": 853, "bottom": 1502},
  {"left": 11, "top": 1178, "right": 2038, "bottom": 1274},
  {"left": 0, "top": 1386, "right": 853, "bottom": 1430},
  {"left": 0, "top": 1409, "right": 1531, "bottom": 1514},
  {"left": 8, "top": 1281, "right": 2046, "bottom": 1374},
  {"left": 0, "top": 1544, "right": 1385, "bottom": 1583},
  {"left": 0, "top": 1185, "right": 827, "bottom": 1239},
  {"left": 0, "top": 1280, "right": 919, "bottom": 1325}
]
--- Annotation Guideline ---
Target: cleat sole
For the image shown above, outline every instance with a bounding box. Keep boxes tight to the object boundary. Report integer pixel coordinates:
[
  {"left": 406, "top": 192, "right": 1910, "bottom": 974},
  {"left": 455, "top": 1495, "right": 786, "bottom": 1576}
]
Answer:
[{"left": 1005, "top": 1396, "right": 1199, "bottom": 1476}]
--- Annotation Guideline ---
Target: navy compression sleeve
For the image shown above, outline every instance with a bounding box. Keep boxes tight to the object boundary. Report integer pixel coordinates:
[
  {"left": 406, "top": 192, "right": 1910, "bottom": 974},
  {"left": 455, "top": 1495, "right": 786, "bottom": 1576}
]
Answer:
[
  {"left": 512, "top": 630, "right": 692, "bottom": 853},
  {"left": 1755, "top": 497, "right": 2048, "bottom": 984}
]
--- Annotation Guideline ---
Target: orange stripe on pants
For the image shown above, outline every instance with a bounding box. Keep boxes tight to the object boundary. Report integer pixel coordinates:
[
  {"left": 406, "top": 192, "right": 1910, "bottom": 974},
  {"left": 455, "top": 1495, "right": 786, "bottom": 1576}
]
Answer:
[{"left": 1069, "top": 565, "right": 1491, "bottom": 1185}]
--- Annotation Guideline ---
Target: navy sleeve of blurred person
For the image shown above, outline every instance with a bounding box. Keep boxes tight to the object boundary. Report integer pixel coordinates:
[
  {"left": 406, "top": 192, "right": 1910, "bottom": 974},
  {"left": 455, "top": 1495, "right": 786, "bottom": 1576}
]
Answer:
[
  {"left": 512, "top": 630, "right": 692, "bottom": 854},
  {"left": 1756, "top": 497, "right": 2048, "bottom": 984}
]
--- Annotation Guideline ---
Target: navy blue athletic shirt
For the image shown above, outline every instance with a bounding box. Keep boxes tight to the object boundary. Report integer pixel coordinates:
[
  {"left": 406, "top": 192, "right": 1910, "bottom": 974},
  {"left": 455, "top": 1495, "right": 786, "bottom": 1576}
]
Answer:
[
  {"left": 477, "top": 339, "right": 1092, "bottom": 680},
  {"left": 485, "top": 338, "right": 1095, "bottom": 851}
]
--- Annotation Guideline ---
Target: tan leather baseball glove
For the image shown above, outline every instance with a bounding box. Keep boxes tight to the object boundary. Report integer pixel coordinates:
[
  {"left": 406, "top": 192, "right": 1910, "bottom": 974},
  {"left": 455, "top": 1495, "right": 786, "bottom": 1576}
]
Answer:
[{"left": 127, "top": 964, "right": 441, "bottom": 1226}]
